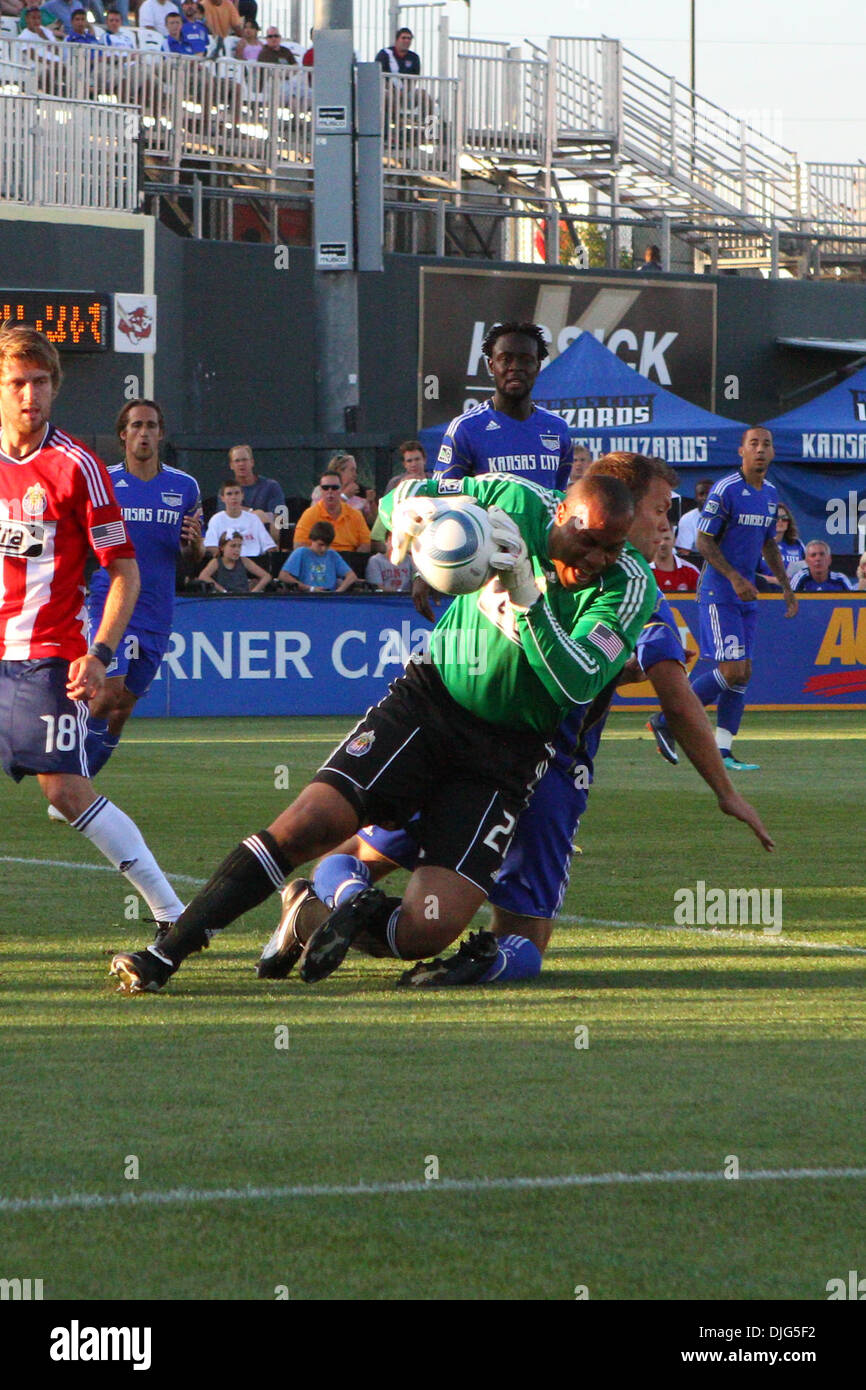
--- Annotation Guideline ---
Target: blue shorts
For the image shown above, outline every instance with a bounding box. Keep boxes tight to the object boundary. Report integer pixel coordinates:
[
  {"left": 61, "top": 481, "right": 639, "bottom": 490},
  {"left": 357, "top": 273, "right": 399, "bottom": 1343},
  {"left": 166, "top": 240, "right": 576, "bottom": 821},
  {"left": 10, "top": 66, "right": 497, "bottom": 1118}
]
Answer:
[
  {"left": 0, "top": 659, "right": 90, "bottom": 782},
  {"left": 358, "top": 757, "right": 588, "bottom": 920},
  {"left": 88, "top": 608, "right": 168, "bottom": 700},
  {"left": 699, "top": 599, "right": 758, "bottom": 663}
]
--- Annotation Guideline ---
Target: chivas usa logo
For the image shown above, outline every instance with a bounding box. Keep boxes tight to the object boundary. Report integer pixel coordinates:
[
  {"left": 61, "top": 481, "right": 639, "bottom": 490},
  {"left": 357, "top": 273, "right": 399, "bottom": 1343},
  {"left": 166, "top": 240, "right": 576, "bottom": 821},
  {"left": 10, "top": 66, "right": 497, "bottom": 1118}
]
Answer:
[
  {"left": 22, "top": 484, "right": 47, "bottom": 517},
  {"left": 346, "top": 731, "right": 375, "bottom": 757}
]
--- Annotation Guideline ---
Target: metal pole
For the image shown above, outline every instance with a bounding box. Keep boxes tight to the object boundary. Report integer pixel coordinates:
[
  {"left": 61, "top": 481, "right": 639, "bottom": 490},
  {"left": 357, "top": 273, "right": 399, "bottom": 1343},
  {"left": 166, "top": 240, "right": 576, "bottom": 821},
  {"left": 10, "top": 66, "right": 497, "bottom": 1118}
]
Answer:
[{"left": 313, "top": 0, "right": 360, "bottom": 436}]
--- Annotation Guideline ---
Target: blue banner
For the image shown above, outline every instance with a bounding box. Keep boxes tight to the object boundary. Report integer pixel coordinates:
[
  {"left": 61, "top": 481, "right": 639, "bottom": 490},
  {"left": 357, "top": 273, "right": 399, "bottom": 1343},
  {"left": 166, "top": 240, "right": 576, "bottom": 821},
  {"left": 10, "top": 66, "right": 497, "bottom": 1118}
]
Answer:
[
  {"left": 137, "top": 592, "right": 866, "bottom": 719},
  {"left": 614, "top": 594, "right": 866, "bottom": 710}
]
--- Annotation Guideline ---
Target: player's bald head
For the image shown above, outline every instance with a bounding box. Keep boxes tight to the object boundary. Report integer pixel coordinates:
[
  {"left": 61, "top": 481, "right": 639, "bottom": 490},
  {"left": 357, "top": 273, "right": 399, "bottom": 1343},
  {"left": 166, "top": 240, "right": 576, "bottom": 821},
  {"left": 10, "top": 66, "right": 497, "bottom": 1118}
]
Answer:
[{"left": 562, "top": 472, "right": 635, "bottom": 524}]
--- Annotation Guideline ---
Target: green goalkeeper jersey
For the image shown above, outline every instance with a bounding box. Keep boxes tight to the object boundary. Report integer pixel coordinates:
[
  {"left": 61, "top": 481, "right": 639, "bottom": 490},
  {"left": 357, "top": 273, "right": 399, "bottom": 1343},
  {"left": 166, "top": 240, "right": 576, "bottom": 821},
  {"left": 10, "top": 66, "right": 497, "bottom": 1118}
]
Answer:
[{"left": 379, "top": 475, "right": 657, "bottom": 735}]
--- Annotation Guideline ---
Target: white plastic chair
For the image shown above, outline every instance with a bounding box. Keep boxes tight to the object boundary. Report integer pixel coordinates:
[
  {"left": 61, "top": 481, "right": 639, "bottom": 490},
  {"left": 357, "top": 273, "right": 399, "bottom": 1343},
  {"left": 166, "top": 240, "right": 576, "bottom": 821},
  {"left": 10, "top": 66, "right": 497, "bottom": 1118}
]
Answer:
[{"left": 137, "top": 27, "right": 165, "bottom": 50}]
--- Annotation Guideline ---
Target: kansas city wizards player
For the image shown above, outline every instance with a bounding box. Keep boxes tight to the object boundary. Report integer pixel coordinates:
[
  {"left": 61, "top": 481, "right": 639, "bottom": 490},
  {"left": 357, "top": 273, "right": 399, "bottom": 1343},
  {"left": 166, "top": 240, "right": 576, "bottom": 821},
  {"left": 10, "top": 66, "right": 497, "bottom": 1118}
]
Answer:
[
  {"left": 0, "top": 325, "right": 185, "bottom": 927},
  {"left": 262, "top": 455, "right": 773, "bottom": 989},
  {"left": 412, "top": 320, "right": 571, "bottom": 622},
  {"left": 648, "top": 427, "right": 797, "bottom": 772},
  {"left": 110, "top": 471, "right": 655, "bottom": 994},
  {"left": 83, "top": 400, "right": 202, "bottom": 777}
]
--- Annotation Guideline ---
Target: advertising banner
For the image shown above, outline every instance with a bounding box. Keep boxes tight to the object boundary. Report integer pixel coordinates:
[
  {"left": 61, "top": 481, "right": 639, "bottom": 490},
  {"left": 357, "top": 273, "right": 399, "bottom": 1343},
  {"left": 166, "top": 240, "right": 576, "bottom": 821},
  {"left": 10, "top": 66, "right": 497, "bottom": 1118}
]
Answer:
[
  {"left": 137, "top": 593, "right": 866, "bottom": 720},
  {"left": 418, "top": 267, "right": 718, "bottom": 428}
]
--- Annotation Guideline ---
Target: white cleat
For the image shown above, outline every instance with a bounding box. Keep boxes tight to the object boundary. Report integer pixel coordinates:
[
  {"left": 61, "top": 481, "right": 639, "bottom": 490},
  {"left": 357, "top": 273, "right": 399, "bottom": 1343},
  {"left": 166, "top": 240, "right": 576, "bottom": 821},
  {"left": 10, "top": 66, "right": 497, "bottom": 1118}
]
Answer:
[{"left": 47, "top": 804, "right": 68, "bottom": 824}]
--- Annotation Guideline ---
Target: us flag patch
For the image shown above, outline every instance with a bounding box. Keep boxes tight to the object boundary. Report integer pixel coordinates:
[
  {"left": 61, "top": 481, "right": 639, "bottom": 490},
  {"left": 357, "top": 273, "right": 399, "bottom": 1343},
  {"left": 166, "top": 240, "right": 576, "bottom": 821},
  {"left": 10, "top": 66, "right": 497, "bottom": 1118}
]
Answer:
[
  {"left": 586, "top": 622, "right": 624, "bottom": 661},
  {"left": 90, "top": 521, "right": 128, "bottom": 550}
]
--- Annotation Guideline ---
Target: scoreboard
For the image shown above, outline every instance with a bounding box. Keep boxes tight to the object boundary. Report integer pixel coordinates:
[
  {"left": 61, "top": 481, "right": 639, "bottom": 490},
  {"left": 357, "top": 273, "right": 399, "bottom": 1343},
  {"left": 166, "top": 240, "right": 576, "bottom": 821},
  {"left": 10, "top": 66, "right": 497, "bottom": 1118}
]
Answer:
[{"left": 0, "top": 292, "right": 111, "bottom": 352}]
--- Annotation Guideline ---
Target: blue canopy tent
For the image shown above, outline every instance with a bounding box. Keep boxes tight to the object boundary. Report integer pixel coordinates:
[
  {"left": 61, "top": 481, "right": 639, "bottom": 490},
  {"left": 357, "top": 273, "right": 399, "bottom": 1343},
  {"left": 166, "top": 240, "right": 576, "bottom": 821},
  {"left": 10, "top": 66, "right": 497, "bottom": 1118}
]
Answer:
[
  {"left": 762, "top": 368, "right": 866, "bottom": 550},
  {"left": 419, "top": 330, "right": 748, "bottom": 474}
]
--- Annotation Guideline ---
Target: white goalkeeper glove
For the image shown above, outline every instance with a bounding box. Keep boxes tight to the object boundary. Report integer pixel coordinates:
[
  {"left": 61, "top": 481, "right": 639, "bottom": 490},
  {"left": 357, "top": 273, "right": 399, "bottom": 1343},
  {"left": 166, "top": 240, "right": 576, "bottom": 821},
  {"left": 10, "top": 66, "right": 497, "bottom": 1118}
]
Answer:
[
  {"left": 390, "top": 497, "right": 441, "bottom": 564},
  {"left": 487, "top": 505, "right": 540, "bottom": 609}
]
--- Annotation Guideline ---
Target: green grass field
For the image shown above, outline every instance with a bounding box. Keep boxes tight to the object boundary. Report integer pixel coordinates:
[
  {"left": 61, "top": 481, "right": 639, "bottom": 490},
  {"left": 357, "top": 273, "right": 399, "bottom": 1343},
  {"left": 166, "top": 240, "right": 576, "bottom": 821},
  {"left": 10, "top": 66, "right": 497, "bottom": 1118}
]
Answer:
[{"left": 1, "top": 711, "right": 865, "bottom": 1301}]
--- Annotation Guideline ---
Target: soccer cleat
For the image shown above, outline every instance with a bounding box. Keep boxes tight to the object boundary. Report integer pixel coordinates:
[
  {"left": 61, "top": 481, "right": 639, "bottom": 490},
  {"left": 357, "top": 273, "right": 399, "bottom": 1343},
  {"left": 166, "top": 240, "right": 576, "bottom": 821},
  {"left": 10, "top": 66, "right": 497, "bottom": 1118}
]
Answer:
[
  {"left": 256, "top": 879, "right": 329, "bottom": 980},
  {"left": 298, "top": 886, "right": 389, "bottom": 984},
  {"left": 647, "top": 713, "right": 678, "bottom": 765},
  {"left": 110, "top": 946, "right": 175, "bottom": 995},
  {"left": 47, "top": 804, "right": 68, "bottom": 823},
  {"left": 397, "top": 930, "right": 500, "bottom": 989},
  {"left": 722, "top": 753, "right": 760, "bottom": 771}
]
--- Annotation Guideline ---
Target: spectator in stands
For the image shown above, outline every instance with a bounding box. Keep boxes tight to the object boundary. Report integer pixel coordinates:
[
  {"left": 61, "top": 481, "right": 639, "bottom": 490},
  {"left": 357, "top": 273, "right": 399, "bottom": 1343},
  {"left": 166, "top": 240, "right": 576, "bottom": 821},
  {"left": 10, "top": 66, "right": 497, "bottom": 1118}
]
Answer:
[
  {"left": 204, "top": 481, "right": 277, "bottom": 557},
  {"left": 179, "top": 0, "right": 208, "bottom": 52},
  {"left": 757, "top": 502, "right": 806, "bottom": 588},
  {"left": 16, "top": 4, "right": 58, "bottom": 40},
  {"left": 790, "top": 540, "right": 854, "bottom": 593},
  {"left": 258, "top": 25, "right": 296, "bottom": 64},
  {"left": 384, "top": 439, "right": 427, "bottom": 494},
  {"left": 279, "top": 521, "right": 357, "bottom": 594},
  {"left": 376, "top": 27, "right": 420, "bottom": 74},
  {"left": 101, "top": 7, "right": 136, "bottom": 45},
  {"left": 66, "top": 7, "right": 97, "bottom": 40},
  {"left": 162, "top": 11, "right": 187, "bottom": 50},
  {"left": 857, "top": 552, "right": 866, "bottom": 592},
  {"left": 236, "top": 0, "right": 255, "bottom": 18},
  {"left": 302, "top": 27, "right": 313, "bottom": 65},
  {"left": 227, "top": 443, "right": 285, "bottom": 537},
  {"left": 16, "top": 2, "right": 56, "bottom": 29},
  {"left": 333, "top": 452, "right": 377, "bottom": 525},
  {"left": 43, "top": 0, "right": 84, "bottom": 32},
  {"left": 569, "top": 444, "right": 593, "bottom": 483},
  {"left": 651, "top": 523, "right": 700, "bottom": 592},
  {"left": 637, "top": 244, "right": 662, "bottom": 273},
  {"left": 366, "top": 533, "right": 413, "bottom": 592},
  {"left": 674, "top": 477, "right": 713, "bottom": 558},
  {"left": 293, "top": 472, "right": 371, "bottom": 555},
  {"left": 200, "top": 0, "right": 242, "bottom": 40},
  {"left": 235, "top": 16, "right": 261, "bottom": 58},
  {"left": 138, "top": 0, "right": 179, "bottom": 34},
  {"left": 198, "top": 532, "right": 270, "bottom": 593}
]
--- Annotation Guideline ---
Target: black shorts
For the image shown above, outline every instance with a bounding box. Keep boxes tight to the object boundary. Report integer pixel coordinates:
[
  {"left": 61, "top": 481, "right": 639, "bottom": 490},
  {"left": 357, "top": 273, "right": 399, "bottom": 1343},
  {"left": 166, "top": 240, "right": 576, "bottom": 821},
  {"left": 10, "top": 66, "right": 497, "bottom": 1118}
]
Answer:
[
  {"left": 314, "top": 661, "right": 552, "bottom": 893},
  {"left": 0, "top": 659, "right": 90, "bottom": 783}
]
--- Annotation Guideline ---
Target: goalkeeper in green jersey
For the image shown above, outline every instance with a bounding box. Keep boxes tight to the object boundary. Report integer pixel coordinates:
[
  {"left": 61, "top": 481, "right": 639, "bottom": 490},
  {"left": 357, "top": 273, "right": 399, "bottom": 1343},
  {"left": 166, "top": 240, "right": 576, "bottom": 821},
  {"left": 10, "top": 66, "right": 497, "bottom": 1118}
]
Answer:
[{"left": 110, "top": 470, "right": 657, "bottom": 995}]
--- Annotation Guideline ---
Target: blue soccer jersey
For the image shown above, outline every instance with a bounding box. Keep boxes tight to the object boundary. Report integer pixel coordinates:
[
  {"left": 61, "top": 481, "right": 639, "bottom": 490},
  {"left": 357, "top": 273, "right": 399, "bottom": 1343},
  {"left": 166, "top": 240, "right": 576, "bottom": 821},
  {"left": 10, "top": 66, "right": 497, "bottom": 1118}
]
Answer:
[
  {"left": 697, "top": 470, "right": 778, "bottom": 604},
  {"left": 89, "top": 464, "right": 201, "bottom": 636},
  {"left": 790, "top": 569, "right": 853, "bottom": 593},
  {"left": 434, "top": 400, "right": 572, "bottom": 489}
]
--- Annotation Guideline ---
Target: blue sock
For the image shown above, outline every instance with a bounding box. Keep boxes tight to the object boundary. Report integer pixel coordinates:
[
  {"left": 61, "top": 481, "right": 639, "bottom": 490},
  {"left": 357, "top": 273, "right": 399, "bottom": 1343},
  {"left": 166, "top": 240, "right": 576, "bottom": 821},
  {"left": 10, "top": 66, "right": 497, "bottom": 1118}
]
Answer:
[
  {"left": 690, "top": 667, "right": 727, "bottom": 707},
  {"left": 313, "top": 854, "right": 372, "bottom": 910},
  {"left": 717, "top": 685, "right": 747, "bottom": 747},
  {"left": 480, "top": 933, "right": 543, "bottom": 983},
  {"left": 84, "top": 719, "right": 116, "bottom": 777}
]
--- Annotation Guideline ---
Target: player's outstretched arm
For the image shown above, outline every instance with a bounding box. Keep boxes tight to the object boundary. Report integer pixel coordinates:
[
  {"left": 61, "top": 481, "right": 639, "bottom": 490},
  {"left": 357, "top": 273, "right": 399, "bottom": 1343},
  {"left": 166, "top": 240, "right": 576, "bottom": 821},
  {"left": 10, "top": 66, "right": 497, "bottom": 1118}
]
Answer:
[{"left": 649, "top": 657, "right": 774, "bottom": 851}]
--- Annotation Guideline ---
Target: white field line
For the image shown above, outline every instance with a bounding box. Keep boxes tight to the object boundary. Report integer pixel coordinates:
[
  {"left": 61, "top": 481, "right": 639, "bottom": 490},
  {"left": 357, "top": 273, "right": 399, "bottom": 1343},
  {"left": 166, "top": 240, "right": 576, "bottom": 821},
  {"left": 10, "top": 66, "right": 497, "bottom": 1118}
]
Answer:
[
  {"left": 3, "top": 857, "right": 865, "bottom": 956},
  {"left": 2, "top": 1165, "right": 866, "bottom": 1216}
]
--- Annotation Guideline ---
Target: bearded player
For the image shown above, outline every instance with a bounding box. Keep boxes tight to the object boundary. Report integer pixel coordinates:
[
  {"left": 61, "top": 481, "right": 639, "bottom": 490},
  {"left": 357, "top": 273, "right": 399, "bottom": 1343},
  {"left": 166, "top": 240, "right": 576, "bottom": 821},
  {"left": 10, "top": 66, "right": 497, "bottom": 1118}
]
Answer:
[{"left": 0, "top": 326, "right": 185, "bottom": 929}]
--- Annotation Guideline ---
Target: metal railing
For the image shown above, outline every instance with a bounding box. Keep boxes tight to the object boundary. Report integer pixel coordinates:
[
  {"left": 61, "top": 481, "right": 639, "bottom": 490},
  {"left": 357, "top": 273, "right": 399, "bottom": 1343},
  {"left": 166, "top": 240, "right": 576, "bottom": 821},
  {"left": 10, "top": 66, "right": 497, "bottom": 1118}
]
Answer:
[
  {"left": 381, "top": 73, "right": 457, "bottom": 183},
  {"left": 619, "top": 44, "right": 798, "bottom": 222},
  {"left": 549, "top": 36, "right": 619, "bottom": 142},
  {"left": 459, "top": 54, "right": 547, "bottom": 162},
  {"left": 0, "top": 90, "right": 138, "bottom": 210},
  {"left": 804, "top": 163, "right": 866, "bottom": 231}
]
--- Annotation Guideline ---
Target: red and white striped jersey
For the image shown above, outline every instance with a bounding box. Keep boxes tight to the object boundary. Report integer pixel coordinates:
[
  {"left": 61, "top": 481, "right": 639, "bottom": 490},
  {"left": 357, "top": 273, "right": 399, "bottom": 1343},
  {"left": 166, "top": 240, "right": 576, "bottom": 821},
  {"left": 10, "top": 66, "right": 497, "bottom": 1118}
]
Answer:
[{"left": 0, "top": 424, "right": 135, "bottom": 661}]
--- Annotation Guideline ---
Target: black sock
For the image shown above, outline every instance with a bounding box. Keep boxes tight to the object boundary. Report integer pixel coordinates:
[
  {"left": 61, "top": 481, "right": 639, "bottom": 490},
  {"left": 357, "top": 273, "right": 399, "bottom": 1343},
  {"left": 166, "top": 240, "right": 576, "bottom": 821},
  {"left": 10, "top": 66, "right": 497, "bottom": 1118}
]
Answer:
[{"left": 159, "top": 832, "right": 293, "bottom": 965}]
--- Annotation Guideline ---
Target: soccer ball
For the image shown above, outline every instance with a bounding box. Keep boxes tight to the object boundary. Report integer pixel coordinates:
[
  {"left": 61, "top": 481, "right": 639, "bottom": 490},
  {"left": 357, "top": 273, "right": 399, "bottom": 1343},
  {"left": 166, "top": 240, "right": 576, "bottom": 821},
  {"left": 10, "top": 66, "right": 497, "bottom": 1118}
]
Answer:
[{"left": 411, "top": 500, "right": 496, "bottom": 595}]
